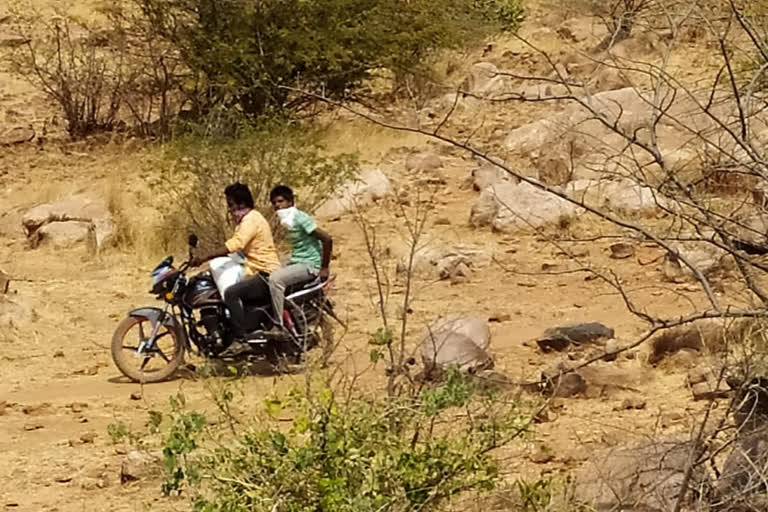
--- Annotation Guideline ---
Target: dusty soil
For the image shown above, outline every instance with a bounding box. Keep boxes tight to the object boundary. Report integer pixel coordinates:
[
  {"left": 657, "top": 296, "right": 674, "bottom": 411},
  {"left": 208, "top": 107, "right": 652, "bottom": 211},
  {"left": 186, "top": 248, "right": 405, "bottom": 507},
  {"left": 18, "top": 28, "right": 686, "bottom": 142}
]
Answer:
[{"left": 0, "top": 1, "right": 746, "bottom": 510}]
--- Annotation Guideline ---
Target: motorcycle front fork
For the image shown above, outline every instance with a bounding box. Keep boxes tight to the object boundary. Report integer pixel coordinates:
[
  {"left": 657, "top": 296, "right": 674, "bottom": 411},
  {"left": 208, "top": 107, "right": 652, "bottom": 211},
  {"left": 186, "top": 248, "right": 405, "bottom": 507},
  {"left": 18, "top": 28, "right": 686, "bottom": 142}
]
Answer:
[{"left": 137, "top": 304, "right": 171, "bottom": 355}]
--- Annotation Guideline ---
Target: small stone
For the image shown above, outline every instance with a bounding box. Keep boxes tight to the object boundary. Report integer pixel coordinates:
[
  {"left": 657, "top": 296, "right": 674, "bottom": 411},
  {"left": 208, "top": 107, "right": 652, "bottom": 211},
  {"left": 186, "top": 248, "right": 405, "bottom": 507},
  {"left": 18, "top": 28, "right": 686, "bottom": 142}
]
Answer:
[
  {"left": 23, "top": 423, "right": 44, "bottom": 431},
  {"left": 609, "top": 242, "right": 636, "bottom": 259},
  {"left": 77, "top": 416, "right": 89, "bottom": 423},
  {"left": 121, "top": 451, "right": 162, "bottom": 483},
  {"left": 533, "top": 409, "right": 552, "bottom": 423},
  {"left": 454, "top": 262, "right": 470, "bottom": 278},
  {"left": 547, "top": 372, "right": 587, "bottom": 398},
  {"left": 619, "top": 397, "right": 646, "bottom": 410},
  {"left": 22, "top": 403, "right": 51, "bottom": 416},
  {"left": 530, "top": 450, "right": 555, "bottom": 464},
  {"left": 624, "top": 350, "right": 636, "bottom": 360},
  {"left": 79, "top": 477, "right": 103, "bottom": 490},
  {"left": 130, "top": 392, "right": 142, "bottom": 401},
  {"left": 603, "top": 340, "right": 619, "bottom": 362},
  {"left": 434, "top": 217, "right": 451, "bottom": 225},
  {"left": 450, "top": 274, "right": 468, "bottom": 286},
  {"left": 518, "top": 281, "right": 537, "bottom": 288},
  {"left": 53, "top": 350, "right": 65, "bottom": 358},
  {"left": 489, "top": 313, "right": 512, "bottom": 323},
  {"left": 661, "top": 411, "right": 685, "bottom": 428},
  {"left": 68, "top": 402, "right": 88, "bottom": 414},
  {"left": 687, "top": 367, "right": 712, "bottom": 386},
  {"left": 691, "top": 381, "right": 728, "bottom": 401},
  {"left": 80, "top": 432, "right": 97, "bottom": 444}
]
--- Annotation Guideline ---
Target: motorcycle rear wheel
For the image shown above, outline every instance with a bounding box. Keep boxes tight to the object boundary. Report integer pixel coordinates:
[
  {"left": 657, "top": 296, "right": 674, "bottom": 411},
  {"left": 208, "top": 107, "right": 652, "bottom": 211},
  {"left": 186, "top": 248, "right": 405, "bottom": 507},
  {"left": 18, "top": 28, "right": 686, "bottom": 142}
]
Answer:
[{"left": 111, "top": 315, "right": 185, "bottom": 383}]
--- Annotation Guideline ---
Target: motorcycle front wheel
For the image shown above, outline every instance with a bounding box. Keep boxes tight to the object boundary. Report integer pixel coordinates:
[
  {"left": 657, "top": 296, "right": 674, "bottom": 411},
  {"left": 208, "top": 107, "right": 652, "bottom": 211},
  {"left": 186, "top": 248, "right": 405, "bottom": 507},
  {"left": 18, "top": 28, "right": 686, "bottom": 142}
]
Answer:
[{"left": 110, "top": 315, "right": 186, "bottom": 383}]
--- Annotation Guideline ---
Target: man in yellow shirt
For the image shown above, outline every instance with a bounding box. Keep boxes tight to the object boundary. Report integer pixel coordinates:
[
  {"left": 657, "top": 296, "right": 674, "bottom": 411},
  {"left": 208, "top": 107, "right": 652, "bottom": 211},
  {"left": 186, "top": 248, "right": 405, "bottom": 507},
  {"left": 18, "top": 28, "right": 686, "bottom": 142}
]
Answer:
[{"left": 191, "top": 183, "right": 280, "bottom": 334}]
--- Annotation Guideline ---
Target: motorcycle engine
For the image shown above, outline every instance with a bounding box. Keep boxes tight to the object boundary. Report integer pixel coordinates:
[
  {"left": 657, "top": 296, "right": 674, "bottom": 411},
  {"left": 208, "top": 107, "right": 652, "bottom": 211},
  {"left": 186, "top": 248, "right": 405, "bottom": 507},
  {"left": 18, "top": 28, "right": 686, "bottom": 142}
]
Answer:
[{"left": 198, "top": 306, "right": 227, "bottom": 352}]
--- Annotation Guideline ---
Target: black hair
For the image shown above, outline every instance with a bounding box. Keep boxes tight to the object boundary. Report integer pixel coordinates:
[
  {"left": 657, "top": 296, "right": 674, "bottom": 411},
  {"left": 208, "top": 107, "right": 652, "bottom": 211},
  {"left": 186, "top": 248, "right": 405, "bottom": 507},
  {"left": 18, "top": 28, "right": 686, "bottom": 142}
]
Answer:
[
  {"left": 270, "top": 185, "right": 294, "bottom": 204},
  {"left": 224, "top": 182, "right": 255, "bottom": 209}
]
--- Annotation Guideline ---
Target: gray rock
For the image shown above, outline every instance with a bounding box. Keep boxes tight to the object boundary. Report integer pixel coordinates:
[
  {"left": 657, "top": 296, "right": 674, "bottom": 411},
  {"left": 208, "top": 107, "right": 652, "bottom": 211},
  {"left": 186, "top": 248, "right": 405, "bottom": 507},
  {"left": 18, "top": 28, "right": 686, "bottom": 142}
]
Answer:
[
  {"left": 420, "top": 314, "right": 493, "bottom": 378},
  {"left": 571, "top": 439, "right": 707, "bottom": 511},
  {"left": 31, "top": 221, "right": 96, "bottom": 251},
  {"left": 120, "top": 450, "right": 162, "bottom": 484},
  {"left": 470, "top": 181, "right": 578, "bottom": 233},
  {"left": 537, "top": 322, "right": 615, "bottom": 352},
  {"left": 22, "top": 197, "right": 114, "bottom": 249},
  {"left": 0, "top": 125, "right": 34, "bottom": 145},
  {"left": 314, "top": 168, "right": 393, "bottom": 219},
  {"left": 405, "top": 151, "right": 442, "bottom": 173}
]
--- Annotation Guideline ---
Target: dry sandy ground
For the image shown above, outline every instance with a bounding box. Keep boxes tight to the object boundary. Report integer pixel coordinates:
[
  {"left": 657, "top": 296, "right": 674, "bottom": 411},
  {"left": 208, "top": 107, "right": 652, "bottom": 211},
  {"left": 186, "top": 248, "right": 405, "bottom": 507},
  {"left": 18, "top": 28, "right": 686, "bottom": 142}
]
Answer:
[{"left": 0, "top": 2, "right": 742, "bottom": 510}]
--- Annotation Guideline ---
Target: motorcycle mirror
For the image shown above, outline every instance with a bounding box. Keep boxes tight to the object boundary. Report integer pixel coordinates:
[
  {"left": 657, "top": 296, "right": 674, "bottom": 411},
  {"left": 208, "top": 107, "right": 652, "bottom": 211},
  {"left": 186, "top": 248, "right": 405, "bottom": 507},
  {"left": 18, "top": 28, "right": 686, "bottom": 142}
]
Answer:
[{"left": 188, "top": 233, "right": 199, "bottom": 248}]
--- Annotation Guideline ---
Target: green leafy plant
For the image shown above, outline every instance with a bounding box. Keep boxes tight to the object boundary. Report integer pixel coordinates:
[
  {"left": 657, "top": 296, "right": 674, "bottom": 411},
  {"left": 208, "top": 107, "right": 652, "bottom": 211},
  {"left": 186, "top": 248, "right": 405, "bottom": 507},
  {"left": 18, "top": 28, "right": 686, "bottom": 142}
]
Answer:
[
  {"left": 133, "top": 0, "right": 525, "bottom": 117},
  {"left": 153, "top": 369, "right": 530, "bottom": 511}
]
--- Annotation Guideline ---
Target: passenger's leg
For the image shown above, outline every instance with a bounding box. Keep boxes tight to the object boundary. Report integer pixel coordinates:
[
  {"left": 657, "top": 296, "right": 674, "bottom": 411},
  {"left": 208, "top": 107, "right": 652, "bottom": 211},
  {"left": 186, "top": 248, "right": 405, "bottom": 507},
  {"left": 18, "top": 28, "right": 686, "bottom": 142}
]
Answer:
[{"left": 268, "top": 263, "right": 317, "bottom": 326}]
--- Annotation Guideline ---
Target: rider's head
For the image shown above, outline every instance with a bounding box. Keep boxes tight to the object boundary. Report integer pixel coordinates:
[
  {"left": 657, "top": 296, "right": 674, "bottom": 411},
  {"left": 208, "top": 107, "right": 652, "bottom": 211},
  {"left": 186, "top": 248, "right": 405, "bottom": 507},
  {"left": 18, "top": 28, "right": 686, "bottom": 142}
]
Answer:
[
  {"left": 270, "top": 185, "right": 294, "bottom": 211},
  {"left": 224, "top": 182, "right": 254, "bottom": 215}
]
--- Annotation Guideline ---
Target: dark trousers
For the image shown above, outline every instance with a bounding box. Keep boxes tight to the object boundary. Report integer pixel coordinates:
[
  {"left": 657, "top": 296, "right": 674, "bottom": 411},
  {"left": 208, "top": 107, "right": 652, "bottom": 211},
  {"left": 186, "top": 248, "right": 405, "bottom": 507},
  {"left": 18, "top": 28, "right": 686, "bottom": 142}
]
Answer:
[{"left": 223, "top": 272, "right": 270, "bottom": 332}]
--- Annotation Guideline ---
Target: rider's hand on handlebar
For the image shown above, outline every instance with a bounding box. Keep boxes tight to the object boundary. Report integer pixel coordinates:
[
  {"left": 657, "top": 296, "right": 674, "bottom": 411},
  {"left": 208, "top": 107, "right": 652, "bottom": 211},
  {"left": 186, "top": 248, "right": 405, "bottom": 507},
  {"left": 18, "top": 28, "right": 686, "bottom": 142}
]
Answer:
[
  {"left": 319, "top": 267, "right": 330, "bottom": 281},
  {"left": 190, "top": 256, "right": 203, "bottom": 268}
]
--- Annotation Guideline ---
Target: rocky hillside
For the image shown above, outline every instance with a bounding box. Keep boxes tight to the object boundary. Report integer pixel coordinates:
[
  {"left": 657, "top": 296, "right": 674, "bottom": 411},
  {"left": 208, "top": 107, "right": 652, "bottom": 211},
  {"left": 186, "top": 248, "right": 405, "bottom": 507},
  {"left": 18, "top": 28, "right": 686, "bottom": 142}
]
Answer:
[{"left": 3, "top": 0, "right": 768, "bottom": 510}]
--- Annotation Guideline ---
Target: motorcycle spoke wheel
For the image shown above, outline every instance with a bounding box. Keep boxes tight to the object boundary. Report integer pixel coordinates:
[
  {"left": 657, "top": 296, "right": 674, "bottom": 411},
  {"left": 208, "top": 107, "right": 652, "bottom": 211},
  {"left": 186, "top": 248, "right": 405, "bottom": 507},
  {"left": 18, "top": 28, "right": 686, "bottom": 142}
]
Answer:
[{"left": 111, "top": 315, "right": 185, "bottom": 383}]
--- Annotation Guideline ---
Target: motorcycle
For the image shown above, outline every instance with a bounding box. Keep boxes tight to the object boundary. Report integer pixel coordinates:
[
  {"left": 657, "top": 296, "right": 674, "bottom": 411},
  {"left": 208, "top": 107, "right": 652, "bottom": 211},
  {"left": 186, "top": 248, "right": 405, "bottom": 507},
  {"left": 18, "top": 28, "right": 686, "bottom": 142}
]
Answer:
[{"left": 110, "top": 233, "right": 338, "bottom": 383}]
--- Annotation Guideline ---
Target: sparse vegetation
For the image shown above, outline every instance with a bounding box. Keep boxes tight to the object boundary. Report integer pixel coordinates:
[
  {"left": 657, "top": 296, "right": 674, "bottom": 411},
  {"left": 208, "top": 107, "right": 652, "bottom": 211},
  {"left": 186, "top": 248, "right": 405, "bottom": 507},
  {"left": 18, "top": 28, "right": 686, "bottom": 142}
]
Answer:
[
  {"left": 151, "top": 118, "right": 359, "bottom": 248},
  {"left": 155, "top": 369, "right": 530, "bottom": 511}
]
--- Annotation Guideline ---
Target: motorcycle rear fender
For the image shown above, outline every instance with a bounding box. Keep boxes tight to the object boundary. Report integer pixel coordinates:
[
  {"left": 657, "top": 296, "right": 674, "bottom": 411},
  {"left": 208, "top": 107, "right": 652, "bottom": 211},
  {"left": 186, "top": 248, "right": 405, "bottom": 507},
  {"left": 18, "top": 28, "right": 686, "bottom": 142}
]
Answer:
[{"left": 129, "top": 307, "right": 189, "bottom": 347}]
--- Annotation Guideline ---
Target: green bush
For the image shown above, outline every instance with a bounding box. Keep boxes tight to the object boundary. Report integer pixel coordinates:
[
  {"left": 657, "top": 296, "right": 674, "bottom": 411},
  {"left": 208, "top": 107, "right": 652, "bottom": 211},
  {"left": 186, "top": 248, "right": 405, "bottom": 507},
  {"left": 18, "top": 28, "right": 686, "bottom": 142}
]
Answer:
[
  {"left": 135, "top": 0, "right": 525, "bottom": 117},
  {"left": 474, "top": 0, "right": 526, "bottom": 30},
  {"left": 152, "top": 118, "right": 358, "bottom": 248},
  {"left": 156, "top": 368, "right": 530, "bottom": 511}
]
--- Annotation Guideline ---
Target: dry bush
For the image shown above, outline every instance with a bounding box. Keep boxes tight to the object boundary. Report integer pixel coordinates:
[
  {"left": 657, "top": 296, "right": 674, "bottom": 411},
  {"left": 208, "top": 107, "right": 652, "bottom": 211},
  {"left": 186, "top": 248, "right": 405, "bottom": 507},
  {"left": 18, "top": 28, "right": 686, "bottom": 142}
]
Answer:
[
  {"left": 5, "top": 3, "right": 184, "bottom": 139},
  {"left": 151, "top": 118, "right": 359, "bottom": 249}
]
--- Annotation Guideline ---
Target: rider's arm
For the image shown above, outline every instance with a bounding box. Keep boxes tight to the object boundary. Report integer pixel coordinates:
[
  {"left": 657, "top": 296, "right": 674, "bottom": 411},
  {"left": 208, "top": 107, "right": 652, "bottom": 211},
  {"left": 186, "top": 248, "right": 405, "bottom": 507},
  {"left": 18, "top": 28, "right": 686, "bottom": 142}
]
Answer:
[
  {"left": 194, "top": 245, "right": 230, "bottom": 266},
  {"left": 311, "top": 227, "right": 333, "bottom": 277}
]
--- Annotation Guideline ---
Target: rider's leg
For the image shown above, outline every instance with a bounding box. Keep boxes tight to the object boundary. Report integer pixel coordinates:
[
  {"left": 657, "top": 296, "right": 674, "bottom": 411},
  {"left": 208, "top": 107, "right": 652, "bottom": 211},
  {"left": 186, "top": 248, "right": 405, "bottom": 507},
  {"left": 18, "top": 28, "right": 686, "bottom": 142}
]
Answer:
[
  {"left": 268, "top": 263, "right": 317, "bottom": 326},
  {"left": 224, "top": 272, "right": 271, "bottom": 332}
]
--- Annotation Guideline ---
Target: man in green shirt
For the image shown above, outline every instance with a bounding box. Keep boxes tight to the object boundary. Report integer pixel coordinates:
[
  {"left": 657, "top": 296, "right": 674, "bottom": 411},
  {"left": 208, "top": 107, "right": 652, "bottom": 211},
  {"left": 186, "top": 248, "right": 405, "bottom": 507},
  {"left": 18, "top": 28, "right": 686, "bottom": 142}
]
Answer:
[{"left": 269, "top": 185, "right": 333, "bottom": 329}]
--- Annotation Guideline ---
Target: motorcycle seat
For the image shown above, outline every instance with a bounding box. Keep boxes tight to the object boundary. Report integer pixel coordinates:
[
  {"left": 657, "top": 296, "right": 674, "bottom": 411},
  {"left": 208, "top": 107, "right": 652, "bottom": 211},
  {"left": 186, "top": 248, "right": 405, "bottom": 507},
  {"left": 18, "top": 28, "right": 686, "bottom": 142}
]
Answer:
[{"left": 285, "top": 277, "right": 325, "bottom": 298}]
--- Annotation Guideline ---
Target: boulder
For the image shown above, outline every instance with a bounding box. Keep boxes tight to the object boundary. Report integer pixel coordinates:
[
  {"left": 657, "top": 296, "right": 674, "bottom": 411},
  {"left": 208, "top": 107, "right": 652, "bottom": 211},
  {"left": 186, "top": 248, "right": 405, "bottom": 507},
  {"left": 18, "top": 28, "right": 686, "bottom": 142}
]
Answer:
[
  {"left": 567, "top": 179, "right": 670, "bottom": 217},
  {"left": 715, "top": 427, "right": 768, "bottom": 511},
  {"left": 470, "top": 182, "right": 578, "bottom": 232},
  {"left": 405, "top": 151, "right": 442, "bottom": 173},
  {"left": 314, "top": 168, "right": 393, "bottom": 219},
  {"left": 31, "top": 221, "right": 97, "bottom": 251},
  {"left": 505, "top": 88, "right": 656, "bottom": 155},
  {"left": 0, "top": 125, "right": 34, "bottom": 145},
  {"left": 420, "top": 314, "right": 493, "bottom": 378},
  {"left": 0, "top": 296, "right": 36, "bottom": 330},
  {"left": 120, "top": 450, "right": 162, "bottom": 483},
  {"left": 571, "top": 439, "right": 707, "bottom": 511},
  {"left": 399, "top": 244, "right": 493, "bottom": 279},
  {"left": 471, "top": 161, "right": 516, "bottom": 191},
  {"left": 464, "top": 62, "right": 507, "bottom": 98},
  {"left": 661, "top": 241, "right": 733, "bottom": 283},
  {"left": 22, "top": 197, "right": 114, "bottom": 249}
]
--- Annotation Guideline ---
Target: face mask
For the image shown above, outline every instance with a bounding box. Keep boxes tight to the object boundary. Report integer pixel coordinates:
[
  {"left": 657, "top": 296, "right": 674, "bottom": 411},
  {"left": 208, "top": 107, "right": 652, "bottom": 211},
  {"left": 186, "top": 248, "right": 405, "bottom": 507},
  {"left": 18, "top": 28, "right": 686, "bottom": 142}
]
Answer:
[
  {"left": 231, "top": 208, "right": 250, "bottom": 225},
  {"left": 276, "top": 206, "right": 298, "bottom": 228}
]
